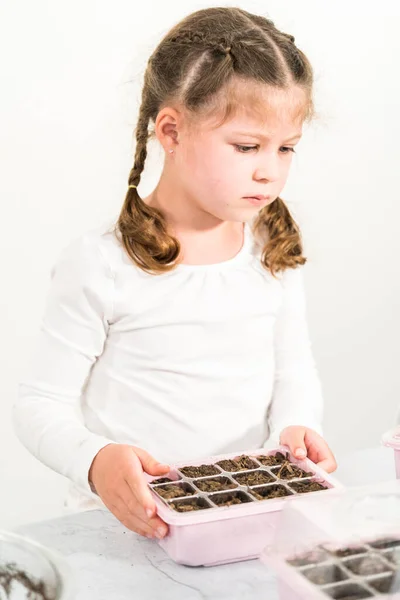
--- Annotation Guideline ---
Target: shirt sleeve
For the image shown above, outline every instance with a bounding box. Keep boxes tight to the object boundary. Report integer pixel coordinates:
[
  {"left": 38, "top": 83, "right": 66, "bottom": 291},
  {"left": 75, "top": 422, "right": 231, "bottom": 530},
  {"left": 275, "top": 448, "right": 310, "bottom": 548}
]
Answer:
[
  {"left": 13, "top": 233, "right": 116, "bottom": 495},
  {"left": 265, "top": 266, "right": 324, "bottom": 446}
]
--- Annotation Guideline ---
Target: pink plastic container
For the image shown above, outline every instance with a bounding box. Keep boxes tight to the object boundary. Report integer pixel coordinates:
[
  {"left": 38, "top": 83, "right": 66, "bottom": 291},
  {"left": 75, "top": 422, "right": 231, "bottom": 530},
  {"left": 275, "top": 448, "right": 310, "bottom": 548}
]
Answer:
[
  {"left": 262, "top": 480, "right": 400, "bottom": 599},
  {"left": 382, "top": 427, "right": 400, "bottom": 478},
  {"left": 146, "top": 445, "right": 344, "bottom": 566}
]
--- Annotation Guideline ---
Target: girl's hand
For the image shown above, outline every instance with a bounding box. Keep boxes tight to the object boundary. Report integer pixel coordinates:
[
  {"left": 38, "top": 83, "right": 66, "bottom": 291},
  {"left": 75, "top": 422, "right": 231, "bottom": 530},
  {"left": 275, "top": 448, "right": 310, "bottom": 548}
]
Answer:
[
  {"left": 88, "top": 444, "right": 170, "bottom": 539},
  {"left": 279, "top": 426, "right": 337, "bottom": 473}
]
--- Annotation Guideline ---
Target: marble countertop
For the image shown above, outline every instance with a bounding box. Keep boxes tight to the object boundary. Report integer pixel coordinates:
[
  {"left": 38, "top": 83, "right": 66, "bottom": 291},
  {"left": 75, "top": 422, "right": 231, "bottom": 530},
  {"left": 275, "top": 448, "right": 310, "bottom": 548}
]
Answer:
[
  {"left": 14, "top": 445, "right": 397, "bottom": 599},
  {"left": 16, "top": 509, "right": 279, "bottom": 599}
]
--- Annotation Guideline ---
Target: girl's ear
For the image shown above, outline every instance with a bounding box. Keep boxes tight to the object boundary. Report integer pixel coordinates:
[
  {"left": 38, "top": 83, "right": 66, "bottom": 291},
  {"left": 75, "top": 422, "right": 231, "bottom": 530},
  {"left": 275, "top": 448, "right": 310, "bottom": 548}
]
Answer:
[{"left": 155, "top": 107, "right": 181, "bottom": 153}]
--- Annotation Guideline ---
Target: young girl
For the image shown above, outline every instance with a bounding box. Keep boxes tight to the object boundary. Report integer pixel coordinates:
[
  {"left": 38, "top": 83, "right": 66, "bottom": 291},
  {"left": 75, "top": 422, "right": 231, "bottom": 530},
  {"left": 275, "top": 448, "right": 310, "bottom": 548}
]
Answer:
[{"left": 14, "top": 6, "right": 336, "bottom": 541}]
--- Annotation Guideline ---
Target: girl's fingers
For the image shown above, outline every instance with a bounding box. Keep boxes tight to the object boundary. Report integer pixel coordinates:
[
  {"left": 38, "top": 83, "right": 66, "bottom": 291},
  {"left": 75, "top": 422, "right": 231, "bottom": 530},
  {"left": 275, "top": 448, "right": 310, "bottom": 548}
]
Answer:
[
  {"left": 280, "top": 426, "right": 307, "bottom": 459},
  {"left": 124, "top": 454, "right": 158, "bottom": 518},
  {"left": 316, "top": 454, "right": 337, "bottom": 473},
  {"left": 132, "top": 447, "right": 170, "bottom": 518},
  {"left": 134, "top": 446, "right": 170, "bottom": 477},
  {"left": 280, "top": 427, "right": 338, "bottom": 473},
  {"left": 115, "top": 508, "right": 159, "bottom": 538},
  {"left": 148, "top": 515, "right": 169, "bottom": 538},
  {"left": 317, "top": 448, "right": 337, "bottom": 473},
  {"left": 304, "top": 430, "right": 337, "bottom": 473},
  {"left": 119, "top": 480, "right": 169, "bottom": 538}
]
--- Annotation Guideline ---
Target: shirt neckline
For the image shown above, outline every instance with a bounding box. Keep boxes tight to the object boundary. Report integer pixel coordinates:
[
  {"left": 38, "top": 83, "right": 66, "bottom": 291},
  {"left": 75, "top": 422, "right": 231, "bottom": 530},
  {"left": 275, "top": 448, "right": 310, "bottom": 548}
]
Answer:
[{"left": 175, "top": 222, "right": 253, "bottom": 272}]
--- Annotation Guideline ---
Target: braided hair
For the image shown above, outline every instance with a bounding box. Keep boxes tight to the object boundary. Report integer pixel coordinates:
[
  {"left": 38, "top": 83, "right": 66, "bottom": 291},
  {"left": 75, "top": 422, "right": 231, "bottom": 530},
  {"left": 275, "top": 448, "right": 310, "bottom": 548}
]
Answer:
[{"left": 117, "top": 7, "right": 314, "bottom": 274}]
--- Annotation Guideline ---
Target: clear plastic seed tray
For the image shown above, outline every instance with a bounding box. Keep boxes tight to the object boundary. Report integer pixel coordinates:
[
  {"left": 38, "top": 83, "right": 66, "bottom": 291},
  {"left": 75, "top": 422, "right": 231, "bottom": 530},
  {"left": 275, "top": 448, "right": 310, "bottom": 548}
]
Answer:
[
  {"left": 382, "top": 427, "right": 400, "bottom": 479},
  {"left": 262, "top": 479, "right": 400, "bottom": 599}
]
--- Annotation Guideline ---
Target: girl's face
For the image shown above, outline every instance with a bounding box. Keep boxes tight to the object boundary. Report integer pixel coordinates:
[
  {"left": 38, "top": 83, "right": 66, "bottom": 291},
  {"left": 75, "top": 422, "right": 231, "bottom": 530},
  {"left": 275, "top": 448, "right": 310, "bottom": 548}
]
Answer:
[{"left": 174, "top": 86, "right": 306, "bottom": 223}]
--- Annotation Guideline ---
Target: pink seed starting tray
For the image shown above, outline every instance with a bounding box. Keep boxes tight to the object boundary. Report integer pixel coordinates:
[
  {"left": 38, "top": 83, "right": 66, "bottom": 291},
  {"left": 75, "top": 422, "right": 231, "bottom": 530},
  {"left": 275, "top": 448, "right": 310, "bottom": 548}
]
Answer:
[
  {"left": 146, "top": 446, "right": 344, "bottom": 566},
  {"left": 382, "top": 427, "right": 400, "bottom": 479}
]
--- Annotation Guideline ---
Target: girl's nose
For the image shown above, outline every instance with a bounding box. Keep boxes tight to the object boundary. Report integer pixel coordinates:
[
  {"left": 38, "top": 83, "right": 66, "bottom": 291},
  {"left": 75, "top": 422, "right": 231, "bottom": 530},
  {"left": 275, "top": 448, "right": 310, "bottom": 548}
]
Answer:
[{"left": 253, "top": 158, "right": 280, "bottom": 183}]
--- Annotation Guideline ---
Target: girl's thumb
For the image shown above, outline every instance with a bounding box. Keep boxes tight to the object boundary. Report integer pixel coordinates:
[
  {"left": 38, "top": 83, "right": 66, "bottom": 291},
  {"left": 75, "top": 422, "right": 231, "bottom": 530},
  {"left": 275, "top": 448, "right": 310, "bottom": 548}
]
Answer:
[
  {"left": 134, "top": 447, "right": 170, "bottom": 476},
  {"left": 279, "top": 427, "right": 307, "bottom": 460}
]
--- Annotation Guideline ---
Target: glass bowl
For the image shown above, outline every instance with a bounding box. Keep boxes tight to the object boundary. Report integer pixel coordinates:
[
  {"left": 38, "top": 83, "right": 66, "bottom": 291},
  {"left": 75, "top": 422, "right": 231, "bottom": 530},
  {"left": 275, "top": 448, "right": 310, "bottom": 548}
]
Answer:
[{"left": 0, "top": 529, "right": 74, "bottom": 599}]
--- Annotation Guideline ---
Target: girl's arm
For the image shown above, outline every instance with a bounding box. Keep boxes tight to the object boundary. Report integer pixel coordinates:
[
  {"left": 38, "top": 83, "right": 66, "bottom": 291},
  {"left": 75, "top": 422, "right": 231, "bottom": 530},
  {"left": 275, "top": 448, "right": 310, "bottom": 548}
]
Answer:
[
  {"left": 267, "top": 266, "right": 324, "bottom": 445},
  {"left": 13, "top": 233, "right": 115, "bottom": 495}
]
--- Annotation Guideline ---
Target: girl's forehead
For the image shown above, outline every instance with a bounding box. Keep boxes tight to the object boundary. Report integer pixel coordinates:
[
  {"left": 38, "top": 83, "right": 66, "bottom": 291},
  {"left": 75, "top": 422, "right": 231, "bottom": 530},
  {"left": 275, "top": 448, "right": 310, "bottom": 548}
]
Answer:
[
  {"left": 221, "top": 109, "right": 303, "bottom": 139},
  {"left": 196, "top": 83, "right": 308, "bottom": 138}
]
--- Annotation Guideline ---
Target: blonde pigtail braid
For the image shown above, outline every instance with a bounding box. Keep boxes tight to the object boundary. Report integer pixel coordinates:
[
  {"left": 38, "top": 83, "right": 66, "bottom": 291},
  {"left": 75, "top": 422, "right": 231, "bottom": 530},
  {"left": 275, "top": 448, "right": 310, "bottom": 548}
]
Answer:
[
  {"left": 117, "top": 106, "right": 180, "bottom": 274},
  {"left": 254, "top": 197, "right": 306, "bottom": 276}
]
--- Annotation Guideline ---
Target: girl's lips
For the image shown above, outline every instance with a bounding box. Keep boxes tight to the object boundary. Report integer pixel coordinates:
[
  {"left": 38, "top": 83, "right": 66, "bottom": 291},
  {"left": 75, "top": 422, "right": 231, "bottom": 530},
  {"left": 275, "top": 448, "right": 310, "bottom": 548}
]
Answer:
[{"left": 244, "top": 196, "right": 270, "bottom": 206}]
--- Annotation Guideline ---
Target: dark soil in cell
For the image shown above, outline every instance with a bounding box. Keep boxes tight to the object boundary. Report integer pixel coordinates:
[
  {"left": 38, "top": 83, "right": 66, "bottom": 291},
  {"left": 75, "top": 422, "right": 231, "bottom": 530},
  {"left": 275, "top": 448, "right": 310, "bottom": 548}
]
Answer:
[
  {"left": 367, "top": 574, "right": 396, "bottom": 594},
  {"left": 151, "top": 477, "right": 174, "bottom": 485},
  {"left": 328, "top": 594, "right": 372, "bottom": 600},
  {"left": 169, "top": 497, "right": 210, "bottom": 512},
  {"left": 383, "top": 547, "right": 400, "bottom": 567},
  {"left": 233, "top": 470, "right": 275, "bottom": 486},
  {"left": 302, "top": 563, "right": 349, "bottom": 585},
  {"left": 324, "top": 583, "right": 373, "bottom": 599},
  {"left": 193, "top": 477, "right": 238, "bottom": 492},
  {"left": 344, "top": 555, "right": 392, "bottom": 576},
  {"left": 255, "top": 451, "right": 289, "bottom": 466},
  {"left": 288, "top": 480, "right": 328, "bottom": 494},
  {"left": 179, "top": 464, "right": 220, "bottom": 478},
  {"left": 154, "top": 483, "right": 194, "bottom": 500},
  {"left": 249, "top": 484, "right": 292, "bottom": 500},
  {"left": 369, "top": 538, "right": 400, "bottom": 550},
  {"left": 326, "top": 546, "right": 369, "bottom": 558},
  {"left": 286, "top": 548, "right": 331, "bottom": 567},
  {"left": 216, "top": 455, "right": 259, "bottom": 472},
  {"left": 272, "top": 461, "right": 313, "bottom": 480},
  {"left": 209, "top": 491, "right": 252, "bottom": 507}
]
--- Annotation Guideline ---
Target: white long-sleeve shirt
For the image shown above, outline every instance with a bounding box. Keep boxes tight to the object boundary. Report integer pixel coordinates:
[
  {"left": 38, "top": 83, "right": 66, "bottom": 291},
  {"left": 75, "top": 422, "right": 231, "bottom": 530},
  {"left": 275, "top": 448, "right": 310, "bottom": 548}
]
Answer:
[{"left": 14, "top": 221, "right": 323, "bottom": 511}]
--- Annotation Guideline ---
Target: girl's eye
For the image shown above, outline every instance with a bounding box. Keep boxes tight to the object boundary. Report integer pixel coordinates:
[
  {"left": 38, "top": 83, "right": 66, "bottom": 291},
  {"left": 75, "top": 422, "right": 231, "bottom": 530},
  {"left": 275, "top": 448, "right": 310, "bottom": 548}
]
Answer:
[
  {"left": 234, "top": 145, "right": 259, "bottom": 153},
  {"left": 280, "top": 146, "right": 296, "bottom": 154},
  {"left": 234, "top": 144, "right": 296, "bottom": 154}
]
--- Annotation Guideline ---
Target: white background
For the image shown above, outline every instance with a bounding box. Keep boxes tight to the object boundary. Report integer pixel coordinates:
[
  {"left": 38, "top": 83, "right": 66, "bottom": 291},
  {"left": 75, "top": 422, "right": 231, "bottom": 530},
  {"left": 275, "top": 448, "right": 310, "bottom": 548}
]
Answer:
[{"left": 1, "top": 0, "right": 399, "bottom": 528}]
